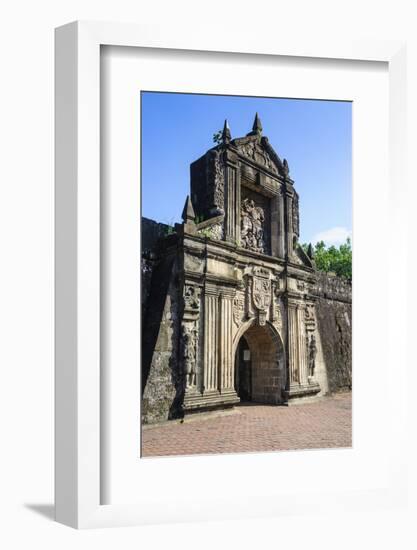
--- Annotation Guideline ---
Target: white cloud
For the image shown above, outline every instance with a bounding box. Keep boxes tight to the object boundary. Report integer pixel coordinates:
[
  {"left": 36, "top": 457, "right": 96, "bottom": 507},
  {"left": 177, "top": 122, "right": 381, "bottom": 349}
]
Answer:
[{"left": 311, "top": 226, "right": 351, "bottom": 246}]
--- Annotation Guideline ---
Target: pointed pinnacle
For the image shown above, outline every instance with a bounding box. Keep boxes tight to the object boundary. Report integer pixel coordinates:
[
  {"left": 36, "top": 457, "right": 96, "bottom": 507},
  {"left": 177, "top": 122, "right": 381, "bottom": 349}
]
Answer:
[
  {"left": 181, "top": 195, "right": 196, "bottom": 224},
  {"left": 283, "top": 158, "right": 290, "bottom": 177},
  {"left": 222, "top": 119, "right": 231, "bottom": 143},
  {"left": 307, "top": 243, "right": 314, "bottom": 259},
  {"left": 252, "top": 112, "right": 262, "bottom": 134}
]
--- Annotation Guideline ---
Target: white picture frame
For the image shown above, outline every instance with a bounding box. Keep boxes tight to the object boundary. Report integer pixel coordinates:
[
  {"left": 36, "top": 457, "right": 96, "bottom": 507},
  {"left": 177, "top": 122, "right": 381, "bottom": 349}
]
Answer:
[{"left": 55, "top": 21, "right": 408, "bottom": 529}]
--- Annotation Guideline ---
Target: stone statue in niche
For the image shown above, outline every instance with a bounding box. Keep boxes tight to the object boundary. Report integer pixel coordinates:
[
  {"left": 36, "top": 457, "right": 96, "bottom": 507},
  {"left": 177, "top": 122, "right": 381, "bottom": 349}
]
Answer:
[
  {"left": 308, "top": 333, "right": 317, "bottom": 377},
  {"left": 241, "top": 198, "right": 266, "bottom": 253},
  {"left": 182, "top": 324, "right": 197, "bottom": 388}
]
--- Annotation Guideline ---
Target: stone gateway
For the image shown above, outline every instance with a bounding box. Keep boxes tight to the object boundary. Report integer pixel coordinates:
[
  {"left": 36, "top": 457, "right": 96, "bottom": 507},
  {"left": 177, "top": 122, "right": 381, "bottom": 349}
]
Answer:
[{"left": 141, "top": 115, "right": 352, "bottom": 424}]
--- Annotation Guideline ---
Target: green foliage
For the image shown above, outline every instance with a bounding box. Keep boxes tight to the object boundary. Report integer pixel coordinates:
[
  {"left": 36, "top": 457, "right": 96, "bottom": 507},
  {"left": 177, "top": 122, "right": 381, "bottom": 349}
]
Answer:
[
  {"left": 212, "top": 130, "right": 222, "bottom": 145},
  {"left": 162, "top": 224, "right": 174, "bottom": 236},
  {"left": 302, "top": 238, "right": 352, "bottom": 280},
  {"left": 199, "top": 226, "right": 215, "bottom": 239}
]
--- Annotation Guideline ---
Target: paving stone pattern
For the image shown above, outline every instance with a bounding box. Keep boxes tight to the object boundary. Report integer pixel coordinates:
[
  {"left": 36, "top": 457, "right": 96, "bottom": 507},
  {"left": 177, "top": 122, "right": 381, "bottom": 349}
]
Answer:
[{"left": 142, "top": 392, "right": 352, "bottom": 457}]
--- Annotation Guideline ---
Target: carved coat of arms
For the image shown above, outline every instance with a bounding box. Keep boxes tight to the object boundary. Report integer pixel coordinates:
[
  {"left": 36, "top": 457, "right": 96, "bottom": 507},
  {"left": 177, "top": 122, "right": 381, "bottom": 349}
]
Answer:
[
  {"left": 233, "top": 294, "right": 245, "bottom": 326},
  {"left": 252, "top": 277, "right": 271, "bottom": 311}
]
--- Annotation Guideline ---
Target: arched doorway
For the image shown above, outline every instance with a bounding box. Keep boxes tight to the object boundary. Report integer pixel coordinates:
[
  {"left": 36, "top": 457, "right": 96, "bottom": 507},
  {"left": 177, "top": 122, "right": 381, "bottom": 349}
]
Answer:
[{"left": 234, "top": 322, "right": 286, "bottom": 405}]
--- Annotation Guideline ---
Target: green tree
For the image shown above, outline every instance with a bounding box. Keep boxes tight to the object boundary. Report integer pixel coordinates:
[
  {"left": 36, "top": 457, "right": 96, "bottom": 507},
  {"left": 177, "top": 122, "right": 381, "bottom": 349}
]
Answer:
[{"left": 302, "top": 238, "right": 352, "bottom": 280}]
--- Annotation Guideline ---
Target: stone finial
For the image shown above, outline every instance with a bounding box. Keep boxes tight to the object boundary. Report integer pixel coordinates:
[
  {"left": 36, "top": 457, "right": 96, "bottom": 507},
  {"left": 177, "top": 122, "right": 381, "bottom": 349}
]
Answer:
[
  {"left": 222, "top": 119, "right": 231, "bottom": 144},
  {"left": 252, "top": 112, "right": 263, "bottom": 135},
  {"left": 307, "top": 243, "right": 315, "bottom": 259},
  {"left": 283, "top": 158, "right": 290, "bottom": 177},
  {"left": 182, "top": 195, "right": 196, "bottom": 224}
]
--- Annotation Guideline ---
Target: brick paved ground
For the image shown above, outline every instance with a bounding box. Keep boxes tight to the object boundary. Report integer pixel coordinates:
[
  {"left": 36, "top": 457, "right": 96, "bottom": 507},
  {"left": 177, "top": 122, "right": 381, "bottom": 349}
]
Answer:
[{"left": 142, "top": 392, "right": 352, "bottom": 457}]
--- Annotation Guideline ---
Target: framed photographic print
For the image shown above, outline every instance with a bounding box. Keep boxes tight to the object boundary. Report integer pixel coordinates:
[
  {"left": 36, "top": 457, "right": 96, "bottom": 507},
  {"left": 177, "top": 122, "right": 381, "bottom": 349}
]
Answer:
[
  {"left": 55, "top": 21, "right": 408, "bottom": 528},
  {"left": 139, "top": 92, "right": 352, "bottom": 458}
]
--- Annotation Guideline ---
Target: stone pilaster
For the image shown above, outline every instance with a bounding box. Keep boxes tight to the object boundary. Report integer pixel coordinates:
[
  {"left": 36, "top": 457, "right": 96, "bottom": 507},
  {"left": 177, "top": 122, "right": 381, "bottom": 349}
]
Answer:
[
  {"left": 286, "top": 298, "right": 321, "bottom": 401},
  {"left": 297, "top": 305, "right": 309, "bottom": 385},
  {"left": 285, "top": 189, "right": 294, "bottom": 259},
  {"left": 203, "top": 289, "right": 219, "bottom": 392},
  {"left": 278, "top": 190, "right": 285, "bottom": 258},
  {"left": 271, "top": 189, "right": 285, "bottom": 259},
  {"left": 219, "top": 293, "right": 234, "bottom": 391},
  {"left": 287, "top": 302, "right": 300, "bottom": 384},
  {"left": 224, "top": 165, "right": 237, "bottom": 242}
]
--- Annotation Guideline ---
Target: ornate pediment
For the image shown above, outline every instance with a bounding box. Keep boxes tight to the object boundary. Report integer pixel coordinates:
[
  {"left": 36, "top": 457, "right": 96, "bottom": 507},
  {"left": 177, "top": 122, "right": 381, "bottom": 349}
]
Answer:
[
  {"left": 234, "top": 136, "right": 279, "bottom": 175},
  {"left": 230, "top": 114, "right": 287, "bottom": 177}
]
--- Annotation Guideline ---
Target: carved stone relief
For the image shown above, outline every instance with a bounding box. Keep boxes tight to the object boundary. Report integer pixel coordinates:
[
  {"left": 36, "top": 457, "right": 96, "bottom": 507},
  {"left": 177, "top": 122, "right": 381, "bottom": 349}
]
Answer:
[
  {"left": 252, "top": 277, "right": 271, "bottom": 311},
  {"left": 241, "top": 198, "right": 267, "bottom": 254},
  {"left": 183, "top": 284, "right": 201, "bottom": 311},
  {"left": 292, "top": 192, "right": 300, "bottom": 238},
  {"left": 239, "top": 141, "right": 278, "bottom": 174},
  {"left": 308, "top": 333, "right": 317, "bottom": 378},
  {"left": 181, "top": 323, "right": 198, "bottom": 389},
  {"left": 212, "top": 151, "right": 225, "bottom": 212},
  {"left": 232, "top": 269, "right": 276, "bottom": 328},
  {"left": 296, "top": 279, "right": 306, "bottom": 292},
  {"left": 305, "top": 303, "right": 316, "bottom": 332},
  {"left": 250, "top": 267, "right": 272, "bottom": 326},
  {"left": 233, "top": 293, "right": 245, "bottom": 326},
  {"left": 271, "top": 280, "right": 283, "bottom": 328}
]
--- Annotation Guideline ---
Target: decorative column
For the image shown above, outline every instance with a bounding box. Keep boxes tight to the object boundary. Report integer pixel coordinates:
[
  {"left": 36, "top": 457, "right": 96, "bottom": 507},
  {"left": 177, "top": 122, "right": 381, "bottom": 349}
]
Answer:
[
  {"left": 219, "top": 291, "right": 234, "bottom": 392},
  {"left": 184, "top": 283, "right": 240, "bottom": 413},
  {"left": 297, "top": 305, "right": 309, "bottom": 386},
  {"left": 278, "top": 189, "right": 285, "bottom": 258},
  {"left": 270, "top": 189, "right": 285, "bottom": 259},
  {"left": 287, "top": 301, "right": 300, "bottom": 384},
  {"left": 223, "top": 149, "right": 239, "bottom": 243},
  {"left": 285, "top": 188, "right": 294, "bottom": 259},
  {"left": 203, "top": 287, "right": 219, "bottom": 393}
]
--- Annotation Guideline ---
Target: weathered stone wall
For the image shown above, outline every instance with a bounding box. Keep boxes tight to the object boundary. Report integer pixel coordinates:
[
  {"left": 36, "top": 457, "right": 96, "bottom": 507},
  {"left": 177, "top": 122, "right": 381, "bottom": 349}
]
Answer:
[
  {"left": 315, "top": 272, "right": 352, "bottom": 393},
  {"left": 142, "top": 216, "right": 172, "bottom": 254},
  {"left": 141, "top": 253, "right": 182, "bottom": 424}
]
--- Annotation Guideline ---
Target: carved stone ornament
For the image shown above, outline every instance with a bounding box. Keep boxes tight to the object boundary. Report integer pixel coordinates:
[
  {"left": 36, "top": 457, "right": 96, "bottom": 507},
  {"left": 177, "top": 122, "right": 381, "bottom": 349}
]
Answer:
[
  {"left": 292, "top": 192, "right": 300, "bottom": 238},
  {"left": 305, "top": 303, "right": 316, "bottom": 331},
  {"left": 213, "top": 151, "right": 224, "bottom": 211},
  {"left": 181, "top": 323, "right": 198, "bottom": 388},
  {"left": 241, "top": 198, "right": 266, "bottom": 254},
  {"left": 271, "top": 283, "right": 283, "bottom": 327},
  {"left": 252, "top": 276, "right": 271, "bottom": 311},
  {"left": 183, "top": 285, "right": 201, "bottom": 311},
  {"left": 296, "top": 279, "right": 306, "bottom": 292},
  {"left": 308, "top": 333, "right": 317, "bottom": 377},
  {"left": 233, "top": 293, "right": 245, "bottom": 326},
  {"left": 239, "top": 141, "right": 278, "bottom": 174},
  {"left": 274, "top": 305, "right": 282, "bottom": 328}
]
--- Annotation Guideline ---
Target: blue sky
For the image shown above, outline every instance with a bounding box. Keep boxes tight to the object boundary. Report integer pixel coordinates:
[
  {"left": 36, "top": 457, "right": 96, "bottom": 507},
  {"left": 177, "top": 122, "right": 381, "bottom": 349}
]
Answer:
[{"left": 141, "top": 92, "right": 352, "bottom": 246}]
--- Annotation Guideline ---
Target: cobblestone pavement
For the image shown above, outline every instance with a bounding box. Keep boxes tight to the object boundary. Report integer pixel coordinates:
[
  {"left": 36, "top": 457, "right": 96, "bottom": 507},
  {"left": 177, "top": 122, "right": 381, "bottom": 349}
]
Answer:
[{"left": 142, "top": 392, "right": 352, "bottom": 458}]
